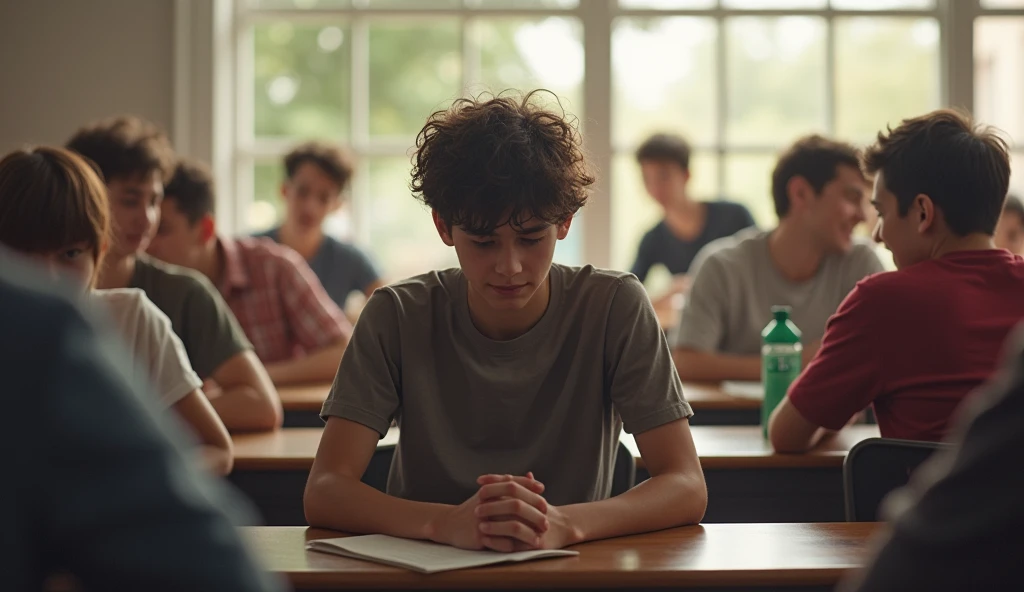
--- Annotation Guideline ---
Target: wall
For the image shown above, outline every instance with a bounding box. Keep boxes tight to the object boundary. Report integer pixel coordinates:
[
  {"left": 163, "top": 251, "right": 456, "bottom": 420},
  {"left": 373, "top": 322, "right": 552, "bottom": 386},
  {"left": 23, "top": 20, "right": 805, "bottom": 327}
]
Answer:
[{"left": 0, "top": 0, "right": 175, "bottom": 153}]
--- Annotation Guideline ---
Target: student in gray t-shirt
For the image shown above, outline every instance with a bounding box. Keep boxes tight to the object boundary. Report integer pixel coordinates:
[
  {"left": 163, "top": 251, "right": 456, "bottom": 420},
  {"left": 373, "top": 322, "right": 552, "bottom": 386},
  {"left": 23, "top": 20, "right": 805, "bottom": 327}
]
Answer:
[
  {"left": 674, "top": 135, "right": 885, "bottom": 382},
  {"left": 255, "top": 141, "right": 384, "bottom": 309},
  {"left": 306, "top": 92, "right": 707, "bottom": 554}
]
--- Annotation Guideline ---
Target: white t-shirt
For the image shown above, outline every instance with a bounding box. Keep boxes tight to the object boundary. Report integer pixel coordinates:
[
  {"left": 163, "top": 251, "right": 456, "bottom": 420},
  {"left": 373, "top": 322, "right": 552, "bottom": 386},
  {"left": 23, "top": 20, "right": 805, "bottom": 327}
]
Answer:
[{"left": 93, "top": 288, "right": 202, "bottom": 408}]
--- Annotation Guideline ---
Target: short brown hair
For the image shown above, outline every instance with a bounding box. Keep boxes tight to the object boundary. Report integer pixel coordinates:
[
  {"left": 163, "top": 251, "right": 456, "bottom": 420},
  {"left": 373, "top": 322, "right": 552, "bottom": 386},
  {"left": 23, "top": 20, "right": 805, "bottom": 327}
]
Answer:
[
  {"left": 284, "top": 141, "right": 354, "bottom": 194},
  {"left": 771, "top": 135, "right": 862, "bottom": 218},
  {"left": 0, "top": 147, "right": 110, "bottom": 268},
  {"left": 863, "top": 109, "right": 1010, "bottom": 236},
  {"left": 164, "top": 159, "right": 216, "bottom": 225},
  {"left": 411, "top": 90, "right": 594, "bottom": 234},
  {"left": 635, "top": 133, "right": 691, "bottom": 171},
  {"left": 66, "top": 115, "right": 175, "bottom": 183}
]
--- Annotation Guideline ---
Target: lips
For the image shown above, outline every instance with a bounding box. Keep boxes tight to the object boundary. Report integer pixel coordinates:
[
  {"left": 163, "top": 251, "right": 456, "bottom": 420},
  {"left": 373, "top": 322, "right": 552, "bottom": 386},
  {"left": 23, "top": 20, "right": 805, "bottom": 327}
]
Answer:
[{"left": 491, "top": 284, "right": 527, "bottom": 297}]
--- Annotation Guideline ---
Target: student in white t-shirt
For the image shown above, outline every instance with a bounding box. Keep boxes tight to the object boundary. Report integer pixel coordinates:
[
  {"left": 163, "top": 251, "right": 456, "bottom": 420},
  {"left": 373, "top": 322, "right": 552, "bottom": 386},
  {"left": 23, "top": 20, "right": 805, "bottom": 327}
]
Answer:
[{"left": 0, "top": 146, "right": 234, "bottom": 475}]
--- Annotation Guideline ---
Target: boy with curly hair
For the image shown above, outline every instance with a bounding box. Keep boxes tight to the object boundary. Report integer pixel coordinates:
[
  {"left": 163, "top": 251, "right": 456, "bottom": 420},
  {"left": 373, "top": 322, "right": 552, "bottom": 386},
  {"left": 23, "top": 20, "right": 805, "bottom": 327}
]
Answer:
[{"left": 304, "top": 92, "right": 707, "bottom": 552}]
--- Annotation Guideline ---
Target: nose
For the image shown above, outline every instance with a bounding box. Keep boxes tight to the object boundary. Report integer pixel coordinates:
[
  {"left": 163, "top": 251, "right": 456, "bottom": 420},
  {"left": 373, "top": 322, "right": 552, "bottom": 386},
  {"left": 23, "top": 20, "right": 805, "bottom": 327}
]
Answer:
[{"left": 495, "top": 245, "right": 523, "bottom": 279}]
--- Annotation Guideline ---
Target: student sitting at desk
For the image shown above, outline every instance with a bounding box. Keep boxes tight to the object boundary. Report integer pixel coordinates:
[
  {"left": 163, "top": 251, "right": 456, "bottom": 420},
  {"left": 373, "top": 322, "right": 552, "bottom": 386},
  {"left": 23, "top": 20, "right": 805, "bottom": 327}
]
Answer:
[
  {"left": 304, "top": 91, "right": 707, "bottom": 552},
  {"left": 67, "top": 116, "right": 281, "bottom": 431},
  {"left": 672, "top": 136, "right": 886, "bottom": 382},
  {"left": 255, "top": 141, "right": 385, "bottom": 309},
  {"left": 769, "top": 109, "right": 1024, "bottom": 452},
  {"left": 146, "top": 159, "right": 353, "bottom": 386},
  {"left": 0, "top": 146, "right": 233, "bottom": 475},
  {"left": 630, "top": 133, "right": 755, "bottom": 306}
]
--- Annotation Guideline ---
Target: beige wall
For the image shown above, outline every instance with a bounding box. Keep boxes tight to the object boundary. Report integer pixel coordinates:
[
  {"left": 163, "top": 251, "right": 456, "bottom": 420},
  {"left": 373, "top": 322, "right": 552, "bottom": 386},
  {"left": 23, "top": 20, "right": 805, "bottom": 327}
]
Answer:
[{"left": 0, "top": 0, "right": 175, "bottom": 154}]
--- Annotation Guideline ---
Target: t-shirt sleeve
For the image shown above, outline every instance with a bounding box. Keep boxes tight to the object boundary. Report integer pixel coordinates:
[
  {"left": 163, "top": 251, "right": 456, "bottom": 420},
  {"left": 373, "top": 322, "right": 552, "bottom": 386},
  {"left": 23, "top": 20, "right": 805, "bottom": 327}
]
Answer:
[
  {"left": 320, "top": 290, "right": 402, "bottom": 435},
  {"left": 605, "top": 276, "right": 693, "bottom": 434},
  {"left": 786, "top": 281, "right": 882, "bottom": 430},
  {"left": 673, "top": 253, "right": 729, "bottom": 351},
  {"left": 132, "top": 294, "right": 203, "bottom": 408},
  {"left": 629, "top": 232, "right": 656, "bottom": 283},
  {"left": 179, "top": 277, "right": 252, "bottom": 379},
  {"left": 345, "top": 244, "right": 383, "bottom": 293},
  {"left": 276, "top": 248, "right": 354, "bottom": 351}
]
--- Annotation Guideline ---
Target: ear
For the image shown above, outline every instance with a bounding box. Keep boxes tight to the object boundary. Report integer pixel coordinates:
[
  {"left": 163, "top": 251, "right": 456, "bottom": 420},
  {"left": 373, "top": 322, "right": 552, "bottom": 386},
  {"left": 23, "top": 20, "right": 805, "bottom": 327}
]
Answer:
[
  {"left": 198, "top": 214, "right": 217, "bottom": 244},
  {"left": 914, "top": 194, "right": 936, "bottom": 234},
  {"left": 786, "top": 176, "right": 813, "bottom": 212},
  {"left": 432, "top": 210, "right": 455, "bottom": 246},
  {"left": 556, "top": 215, "right": 574, "bottom": 240},
  {"left": 279, "top": 182, "right": 289, "bottom": 200},
  {"left": 681, "top": 169, "right": 692, "bottom": 185}
]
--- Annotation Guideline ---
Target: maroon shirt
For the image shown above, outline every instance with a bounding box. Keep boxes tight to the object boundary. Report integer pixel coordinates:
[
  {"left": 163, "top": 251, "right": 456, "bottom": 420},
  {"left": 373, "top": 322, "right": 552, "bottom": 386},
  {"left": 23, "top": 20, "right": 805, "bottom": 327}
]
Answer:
[{"left": 788, "top": 249, "right": 1024, "bottom": 441}]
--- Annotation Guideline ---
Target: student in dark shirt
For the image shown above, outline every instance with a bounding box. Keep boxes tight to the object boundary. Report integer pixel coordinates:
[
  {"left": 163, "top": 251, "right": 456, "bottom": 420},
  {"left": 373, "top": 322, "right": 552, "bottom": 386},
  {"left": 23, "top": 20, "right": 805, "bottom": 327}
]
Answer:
[
  {"left": 255, "top": 141, "right": 384, "bottom": 310},
  {"left": 0, "top": 249, "right": 279, "bottom": 592},
  {"left": 630, "top": 133, "right": 755, "bottom": 298},
  {"left": 841, "top": 325, "right": 1024, "bottom": 592}
]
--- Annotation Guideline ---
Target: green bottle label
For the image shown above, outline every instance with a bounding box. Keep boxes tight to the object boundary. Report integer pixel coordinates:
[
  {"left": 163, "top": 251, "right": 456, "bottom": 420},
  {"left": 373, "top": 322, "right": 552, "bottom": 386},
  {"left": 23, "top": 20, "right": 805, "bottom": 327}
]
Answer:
[{"left": 762, "top": 352, "right": 801, "bottom": 438}]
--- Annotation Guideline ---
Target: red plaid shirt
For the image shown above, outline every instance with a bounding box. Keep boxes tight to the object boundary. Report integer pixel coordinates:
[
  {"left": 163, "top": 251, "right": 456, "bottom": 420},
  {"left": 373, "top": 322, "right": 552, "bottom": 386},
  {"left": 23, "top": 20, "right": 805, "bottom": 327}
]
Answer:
[{"left": 217, "top": 236, "right": 352, "bottom": 364}]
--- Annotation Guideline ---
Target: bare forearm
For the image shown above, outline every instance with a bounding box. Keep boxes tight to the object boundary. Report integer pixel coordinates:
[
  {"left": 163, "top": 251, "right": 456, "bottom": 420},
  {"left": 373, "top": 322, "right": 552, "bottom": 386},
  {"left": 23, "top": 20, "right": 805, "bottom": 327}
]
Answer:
[
  {"left": 266, "top": 342, "right": 345, "bottom": 385},
  {"left": 198, "top": 444, "right": 234, "bottom": 476},
  {"left": 304, "top": 474, "right": 450, "bottom": 540},
  {"left": 208, "top": 384, "right": 282, "bottom": 431},
  {"left": 562, "top": 472, "right": 707, "bottom": 544},
  {"left": 673, "top": 349, "right": 761, "bottom": 382}
]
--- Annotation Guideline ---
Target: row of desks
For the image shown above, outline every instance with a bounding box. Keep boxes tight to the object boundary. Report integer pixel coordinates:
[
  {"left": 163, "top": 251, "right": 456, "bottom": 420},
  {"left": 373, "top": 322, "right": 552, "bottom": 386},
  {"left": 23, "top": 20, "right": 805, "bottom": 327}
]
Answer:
[
  {"left": 230, "top": 425, "right": 879, "bottom": 526},
  {"left": 279, "top": 382, "right": 762, "bottom": 428},
  {"left": 247, "top": 522, "right": 880, "bottom": 591}
]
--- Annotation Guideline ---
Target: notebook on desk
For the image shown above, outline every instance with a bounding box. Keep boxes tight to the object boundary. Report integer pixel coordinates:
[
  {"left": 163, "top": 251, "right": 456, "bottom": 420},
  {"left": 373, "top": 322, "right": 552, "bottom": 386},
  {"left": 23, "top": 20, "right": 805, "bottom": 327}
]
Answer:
[{"left": 306, "top": 534, "right": 578, "bottom": 574}]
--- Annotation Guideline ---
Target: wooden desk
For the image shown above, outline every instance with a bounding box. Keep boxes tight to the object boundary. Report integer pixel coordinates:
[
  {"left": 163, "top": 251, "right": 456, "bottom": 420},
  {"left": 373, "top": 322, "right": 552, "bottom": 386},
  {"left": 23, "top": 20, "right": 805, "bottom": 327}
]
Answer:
[
  {"left": 279, "top": 382, "right": 762, "bottom": 428},
  {"left": 246, "top": 523, "right": 880, "bottom": 591},
  {"left": 230, "top": 425, "right": 878, "bottom": 526}
]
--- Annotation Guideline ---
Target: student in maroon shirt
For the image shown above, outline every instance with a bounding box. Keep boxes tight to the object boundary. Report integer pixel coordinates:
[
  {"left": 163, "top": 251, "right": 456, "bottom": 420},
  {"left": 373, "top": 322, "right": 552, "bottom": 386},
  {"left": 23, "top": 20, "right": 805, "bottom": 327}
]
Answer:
[{"left": 768, "top": 109, "right": 1024, "bottom": 452}]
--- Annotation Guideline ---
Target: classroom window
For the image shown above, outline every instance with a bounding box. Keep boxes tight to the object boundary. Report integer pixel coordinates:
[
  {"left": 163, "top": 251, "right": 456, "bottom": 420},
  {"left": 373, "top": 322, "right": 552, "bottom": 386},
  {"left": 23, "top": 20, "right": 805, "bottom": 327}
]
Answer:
[{"left": 231, "top": 0, "right": 1021, "bottom": 278}]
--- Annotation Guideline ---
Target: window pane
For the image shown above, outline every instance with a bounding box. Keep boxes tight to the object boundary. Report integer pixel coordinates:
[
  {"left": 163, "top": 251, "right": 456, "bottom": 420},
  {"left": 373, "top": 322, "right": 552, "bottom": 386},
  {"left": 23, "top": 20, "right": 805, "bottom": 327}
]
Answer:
[
  {"left": 1009, "top": 152, "right": 1024, "bottom": 197},
  {"left": 619, "top": 0, "right": 715, "bottom": 8},
  {"left": 613, "top": 17, "right": 717, "bottom": 147},
  {"left": 250, "top": 161, "right": 285, "bottom": 231},
  {"left": 369, "top": 21, "right": 461, "bottom": 138},
  {"left": 976, "top": 17, "right": 1024, "bottom": 147},
  {"left": 254, "top": 22, "right": 350, "bottom": 138},
  {"left": 470, "top": 0, "right": 579, "bottom": 8},
  {"left": 835, "top": 18, "right": 940, "bottom": 143},
  {"left": 725, "top": 17, "right": 827, "bottom": 146},
  {"left": 252, "top": 0, "right": 349, "bottom": 8},
  {"left": 723, "top": 152, "right": 777, "bottom": 227},
  {"left": 981, "top": 0, "right": 1024, "bottom": 8},
  {"left": 723, "top": 0, "right": 826, "bottom": 8},
  {"left": 473, "top": 18, "right": 583, "bottom": 113},
  {"left": 366, "top": 157, "right": 459, "bottom": 279},
  {"left": 610, "top": 151, "right": 719, "bottom": 272},
  {"left": 831, "top": 0, "right": 933, "bottom": 8},
  {"left": 363, "top": 0, "right": 460, "bottom": 7}
]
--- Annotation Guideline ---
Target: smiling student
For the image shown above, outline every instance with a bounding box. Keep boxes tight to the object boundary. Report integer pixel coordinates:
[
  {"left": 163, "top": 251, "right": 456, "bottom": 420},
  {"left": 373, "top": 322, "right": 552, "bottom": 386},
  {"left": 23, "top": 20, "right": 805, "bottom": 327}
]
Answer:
[
  {"left": 304, "top": 92, "right": 707, "bottom": 552},
  {"left": 0, "top": 146, "right": 234, "bottom": 474},
  {"left": 769, "top": 109, "right": 1024, "bottom": 452}
]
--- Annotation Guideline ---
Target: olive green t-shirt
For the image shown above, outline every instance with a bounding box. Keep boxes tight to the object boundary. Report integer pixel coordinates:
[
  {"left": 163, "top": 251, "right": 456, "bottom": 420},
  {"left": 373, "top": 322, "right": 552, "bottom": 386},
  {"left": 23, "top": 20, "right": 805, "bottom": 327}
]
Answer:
[
  {"left": 130, "top": 255, "right": 252, "bottom": 379},
  {"left": 321, "top": 264, "right": 693, "bottom": 506}
]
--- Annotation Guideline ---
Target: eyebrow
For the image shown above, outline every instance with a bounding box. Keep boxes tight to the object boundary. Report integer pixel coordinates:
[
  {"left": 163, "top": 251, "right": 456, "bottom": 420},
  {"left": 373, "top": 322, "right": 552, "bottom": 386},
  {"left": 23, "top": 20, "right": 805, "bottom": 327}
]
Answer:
[{"left": 470, "top": 224, "right": 551, "bottom": 238}]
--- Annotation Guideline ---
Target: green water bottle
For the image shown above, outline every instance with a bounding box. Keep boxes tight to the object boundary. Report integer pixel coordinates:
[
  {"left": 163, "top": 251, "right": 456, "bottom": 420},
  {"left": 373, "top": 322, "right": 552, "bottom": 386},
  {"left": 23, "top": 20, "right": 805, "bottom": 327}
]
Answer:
[{"left": 761, "top": 306, "right": 802, "bottom": 439}]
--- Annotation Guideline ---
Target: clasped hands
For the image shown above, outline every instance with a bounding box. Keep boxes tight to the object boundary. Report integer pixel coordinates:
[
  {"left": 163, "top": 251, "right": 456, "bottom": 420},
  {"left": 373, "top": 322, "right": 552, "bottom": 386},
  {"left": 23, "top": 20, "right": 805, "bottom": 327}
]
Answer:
[{"left": 428, "top": 472, "right": 582, "bottom": 553}]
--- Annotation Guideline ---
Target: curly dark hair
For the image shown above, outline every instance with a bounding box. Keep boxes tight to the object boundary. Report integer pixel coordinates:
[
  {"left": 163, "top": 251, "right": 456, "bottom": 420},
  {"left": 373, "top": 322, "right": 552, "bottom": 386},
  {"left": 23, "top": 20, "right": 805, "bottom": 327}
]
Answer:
[
  {"left": 410, "top": 90, "right": 594, "bottom": 235},
  {"left": 863, "top": 108, "right": 1010, "bottom": 237},
  {"left": 66, "top": 115, "right": 175, "bottom": 183}
]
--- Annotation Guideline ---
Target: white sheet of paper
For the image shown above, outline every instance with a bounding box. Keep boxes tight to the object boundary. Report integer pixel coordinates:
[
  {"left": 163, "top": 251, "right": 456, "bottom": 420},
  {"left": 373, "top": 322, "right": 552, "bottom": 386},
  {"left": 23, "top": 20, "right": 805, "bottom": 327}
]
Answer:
[
  {"left": 722, "top": 381, "right": 764, "bottom": 400},
  {"left": 306, "top": 534, "right": 579, "bottom": 574}
]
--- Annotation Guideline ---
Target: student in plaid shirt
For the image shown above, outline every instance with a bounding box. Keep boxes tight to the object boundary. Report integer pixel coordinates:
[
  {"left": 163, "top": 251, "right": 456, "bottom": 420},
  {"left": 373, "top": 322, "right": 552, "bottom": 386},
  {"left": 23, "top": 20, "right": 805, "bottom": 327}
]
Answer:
[{"left": 147, "top": 159, "right": 353, "bottom": 386}]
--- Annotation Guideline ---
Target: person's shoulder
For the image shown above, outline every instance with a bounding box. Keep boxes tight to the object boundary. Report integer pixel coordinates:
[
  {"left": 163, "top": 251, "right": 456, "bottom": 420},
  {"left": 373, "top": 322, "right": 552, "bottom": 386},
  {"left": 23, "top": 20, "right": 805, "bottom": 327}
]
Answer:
[
  {"left": 555, "top": 264, "right": 644, "bottom": 303},
  {"left": 95, "top": 288, "right": 170, "bottom": 323},
  {"left": 135, "top": 256, "right": 222, "bottom": 301},
  {"left": 708, "top": 199, "right": 751, "bottom": 216},
  {"left": 637, "top": 220, "right": 668, "bottom": 243},
  {"left": 0, "top": 250, "right": 85, "bottom": 330},
  {"left": 379, "top": 268, "right": 460, "bottom": 308},
  {"left": 323, "top": 236, "right": 372, "bottom": 261},
  {"left": 700, "top": 226, "right": 766, "bottom": 264},
  {"left": 234, "top": 235, "right": 294, "bottom": 260}
]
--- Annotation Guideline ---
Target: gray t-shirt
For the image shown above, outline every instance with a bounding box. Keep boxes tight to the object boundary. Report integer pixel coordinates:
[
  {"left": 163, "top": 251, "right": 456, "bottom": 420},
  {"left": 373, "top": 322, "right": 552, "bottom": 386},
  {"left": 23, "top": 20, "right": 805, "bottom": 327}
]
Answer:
[
  {"left": 256, "top": 227, "right": 381, "bottom": 308},
  {"left": 630, "top": 200, "right": 756, "bottom": 283},
  {"left": 321, "top": 264, "right": 693, "bottom": 506},
  {"left": 130, "top": 255, "right": 253, "bottom": 379},
  {"left": 675, "top": 228, "right": 885, "bottom": 355}
]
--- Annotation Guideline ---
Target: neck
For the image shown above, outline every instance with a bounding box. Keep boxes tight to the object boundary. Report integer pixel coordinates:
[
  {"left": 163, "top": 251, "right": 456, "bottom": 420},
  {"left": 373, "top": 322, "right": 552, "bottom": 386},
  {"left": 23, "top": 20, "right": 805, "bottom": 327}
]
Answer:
[
  {"left": 279, "top": 221, "right": 324, "bottom": 260},
  {"left": 768, "top": 220, "right": 826, "bottom": 282},
  {"left": 467, "top": 273, "right": 551, "bottom": 341},
  {"left": 931, "top": 233, "right": 997, "bottom": 259},
  {"left": 663, "top": 197, "right": 705, "bottom": 240},
  {"left": 95, "top": 253, "right": 136, "bottom": 290}
]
